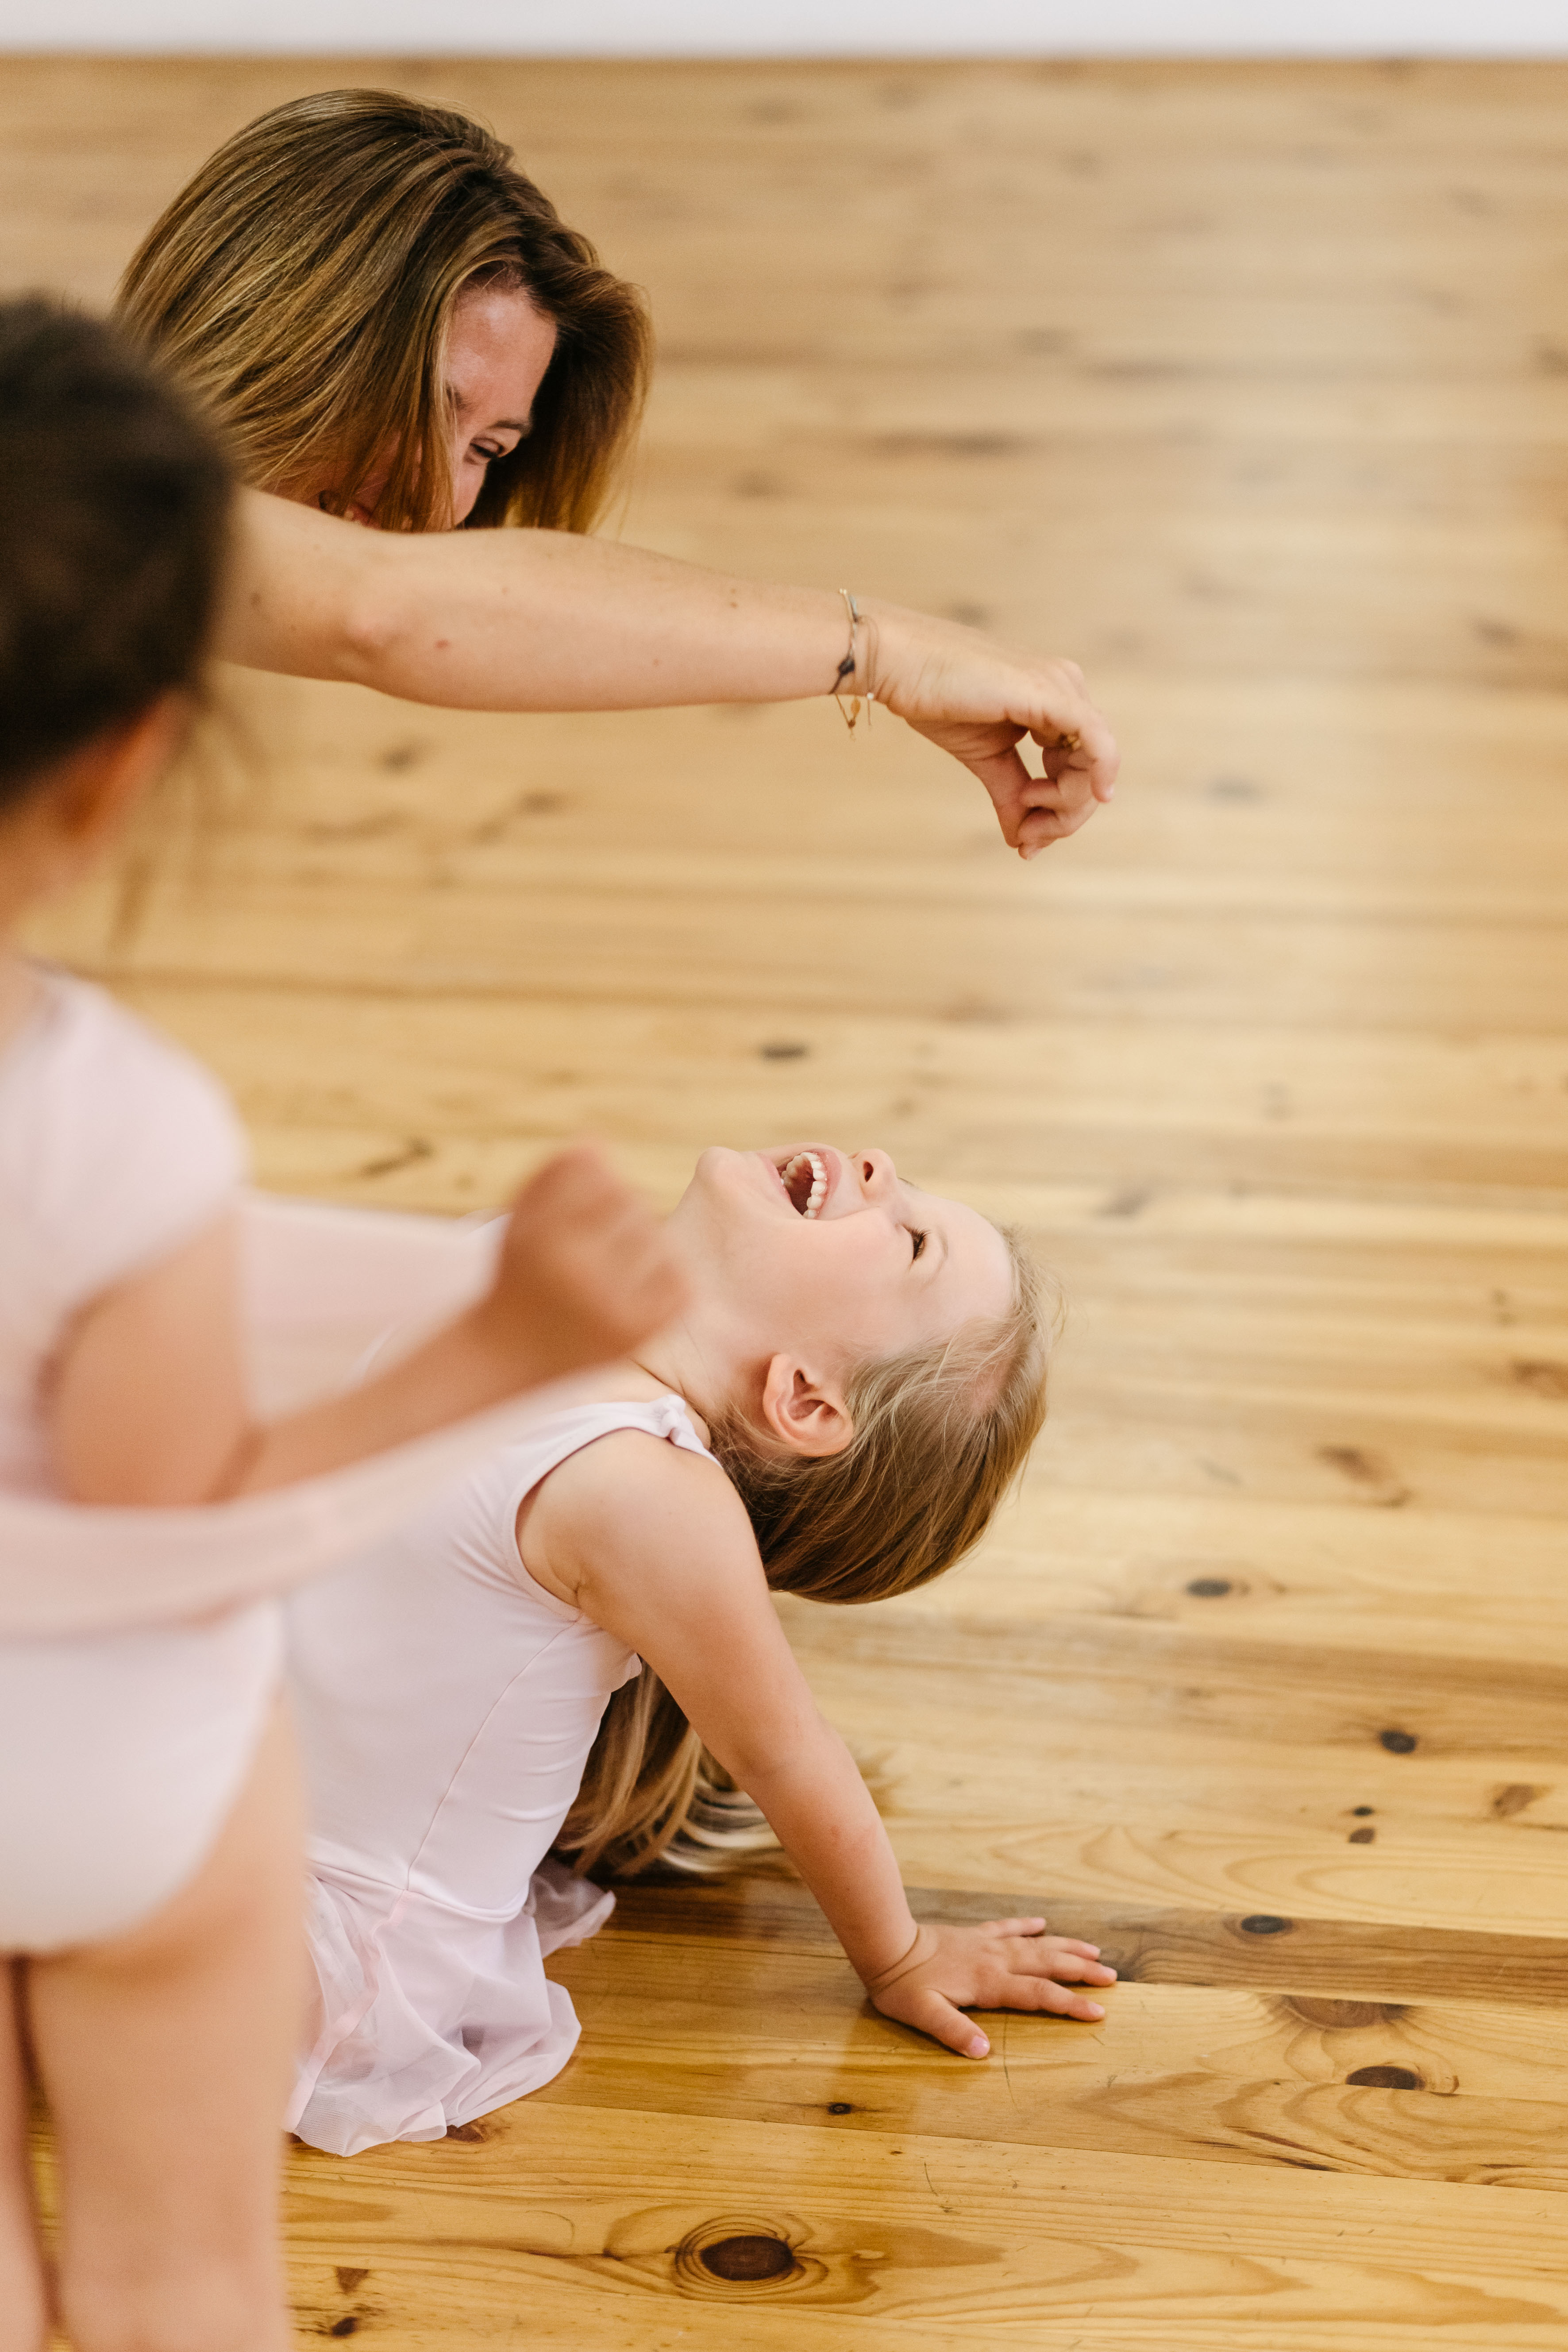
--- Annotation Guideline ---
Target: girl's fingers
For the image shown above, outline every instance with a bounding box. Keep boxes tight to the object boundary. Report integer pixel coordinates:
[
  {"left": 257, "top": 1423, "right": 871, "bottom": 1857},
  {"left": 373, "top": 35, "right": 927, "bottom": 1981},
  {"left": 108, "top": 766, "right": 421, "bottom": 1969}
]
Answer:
[
  {"left": 994, "top": 1928, "right": 1116, "bottom": 1983},
  {"left": 1024, "top": 1982, "right": 1108, "bottom": 2020},
  {"left": 905, "top": 1988, "right": 992, "bottom": 2059},
  {"left": 983, "top": 1917, "right": 1050, "bottom": 1936},
  {"left": 1024, "top": 1950, "right": 1117, "bottom": 1983}
]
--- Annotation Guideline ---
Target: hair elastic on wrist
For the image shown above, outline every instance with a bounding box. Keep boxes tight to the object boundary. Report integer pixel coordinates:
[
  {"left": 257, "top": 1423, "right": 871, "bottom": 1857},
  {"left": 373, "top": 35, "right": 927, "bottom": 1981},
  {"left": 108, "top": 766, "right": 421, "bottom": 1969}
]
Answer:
[
  {"left": 863, "top": 1922, "right": 928, "bottom": 1995},
  {"left": 832, "top": 588, "right": 873, "bottom": 735}
]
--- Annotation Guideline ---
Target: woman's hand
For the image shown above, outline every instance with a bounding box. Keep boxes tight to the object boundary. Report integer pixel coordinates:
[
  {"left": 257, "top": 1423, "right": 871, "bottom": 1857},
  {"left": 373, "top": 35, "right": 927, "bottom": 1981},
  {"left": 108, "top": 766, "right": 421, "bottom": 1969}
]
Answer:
[
  {"left": 864, "top": 1918, "right": 1117, "bottom": 2057},
  {"left": 866, "top": 602, "right": 1120, "bottom": 858}
]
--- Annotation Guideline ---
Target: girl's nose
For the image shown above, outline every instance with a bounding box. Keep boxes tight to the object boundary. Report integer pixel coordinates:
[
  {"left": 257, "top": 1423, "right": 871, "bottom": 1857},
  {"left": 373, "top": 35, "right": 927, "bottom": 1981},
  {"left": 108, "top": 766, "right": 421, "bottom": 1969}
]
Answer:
[{"left": 852, "top": 1148, "right": 898, "bottom": 1196}]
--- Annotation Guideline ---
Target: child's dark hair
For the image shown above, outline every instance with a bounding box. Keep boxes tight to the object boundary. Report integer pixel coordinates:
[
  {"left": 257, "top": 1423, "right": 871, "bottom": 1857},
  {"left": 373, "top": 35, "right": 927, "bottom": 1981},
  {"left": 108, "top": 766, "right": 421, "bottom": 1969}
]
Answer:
[{"left": 0, "top": 298, "right": 231, "bottom": 810}]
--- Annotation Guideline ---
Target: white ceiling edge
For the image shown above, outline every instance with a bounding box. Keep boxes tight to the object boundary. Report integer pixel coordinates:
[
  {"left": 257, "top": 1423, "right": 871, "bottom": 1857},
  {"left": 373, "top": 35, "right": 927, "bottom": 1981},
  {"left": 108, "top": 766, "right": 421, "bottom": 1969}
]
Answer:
[{"left": 6, "top": 1, "right": 1568, "bottom": 57}]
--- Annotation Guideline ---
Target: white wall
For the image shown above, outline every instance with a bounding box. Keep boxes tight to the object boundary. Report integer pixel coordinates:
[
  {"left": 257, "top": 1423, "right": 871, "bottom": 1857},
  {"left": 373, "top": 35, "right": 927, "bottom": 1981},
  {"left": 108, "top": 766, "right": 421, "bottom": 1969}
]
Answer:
[{"left": 4, "top": 2, "right": 1567, "bottom": 57}]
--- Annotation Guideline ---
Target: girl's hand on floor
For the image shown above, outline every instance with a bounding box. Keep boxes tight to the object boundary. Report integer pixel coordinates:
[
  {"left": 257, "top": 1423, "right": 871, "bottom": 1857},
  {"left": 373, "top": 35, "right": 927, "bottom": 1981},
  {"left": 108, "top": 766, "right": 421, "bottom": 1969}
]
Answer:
[
  {"left": 865, "top": 1919, "right": 1117, "bottom": 2058},
  {"left": 865, "top": 603, "right": 1121, "bottom": 859},
  {"left": 482, "top": 1144, "right": 688, "bottom": 1382}
]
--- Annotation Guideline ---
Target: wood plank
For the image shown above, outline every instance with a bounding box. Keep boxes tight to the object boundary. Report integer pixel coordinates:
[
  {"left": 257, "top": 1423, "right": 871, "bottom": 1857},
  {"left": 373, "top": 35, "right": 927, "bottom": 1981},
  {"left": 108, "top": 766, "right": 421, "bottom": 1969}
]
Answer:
[
  {"left": 279, "top": 2105, "right": 1568, "bottom": 2348},
  {"left": 780, "top": 1604, "right": 1568, "bottom": 1770},
  {"left": 56, "top": 979, "right": 1568, "bottom": 1218},
  {"left": 540, "top": 1919, "right": 1568, "bottom": 2187},
  {"left": 583, "top": 1880, "right": 1568, "bottom": 2005},
  {"left": 12, "top": 51, "right": 1568, "bottom": 2352},
  {"left": 35, "top": 868, "right": 1568, "bottom": 1033}
]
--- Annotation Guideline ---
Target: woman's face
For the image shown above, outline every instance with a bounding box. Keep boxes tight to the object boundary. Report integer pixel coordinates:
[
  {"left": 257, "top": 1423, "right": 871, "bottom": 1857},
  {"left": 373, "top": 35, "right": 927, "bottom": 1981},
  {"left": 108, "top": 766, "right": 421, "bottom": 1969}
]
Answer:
[
  {"left": 669, "top": 1144, "right": 1015, "bottom": 1378},
  {"left": 303, "top": 279, "right": 558, "bottom": 528}
]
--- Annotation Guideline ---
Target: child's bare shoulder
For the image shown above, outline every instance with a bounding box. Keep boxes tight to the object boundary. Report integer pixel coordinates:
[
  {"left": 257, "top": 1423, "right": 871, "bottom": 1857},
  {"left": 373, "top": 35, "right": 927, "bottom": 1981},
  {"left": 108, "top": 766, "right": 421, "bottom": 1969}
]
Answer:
[
  {"left": 539, "top": 1420, "right": 741, "bottom": 1539},
  {"left": 517, "top": 1414, "right": 753, "bottom": 1604}
]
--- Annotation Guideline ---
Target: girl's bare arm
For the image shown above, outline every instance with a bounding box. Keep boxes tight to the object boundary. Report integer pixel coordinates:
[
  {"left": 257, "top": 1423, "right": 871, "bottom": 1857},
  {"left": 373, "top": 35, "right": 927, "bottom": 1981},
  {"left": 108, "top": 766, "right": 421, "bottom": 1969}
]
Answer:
[
  {"left": 219, "top": 490, "right": 1119, "bottom": 857},
  {"left": 50, "top": 1145, "right": 684, "bottom": 1506},
  {"left": 523, "top": 1433, "right": 1116, "bottom": 2056}
]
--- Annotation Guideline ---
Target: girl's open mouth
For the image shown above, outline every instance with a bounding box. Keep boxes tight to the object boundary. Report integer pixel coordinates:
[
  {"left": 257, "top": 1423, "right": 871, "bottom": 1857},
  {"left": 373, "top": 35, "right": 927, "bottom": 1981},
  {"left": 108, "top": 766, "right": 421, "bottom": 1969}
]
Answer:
[{"left": 780, "top": 1149, "right": 828, "bottom": 1219}]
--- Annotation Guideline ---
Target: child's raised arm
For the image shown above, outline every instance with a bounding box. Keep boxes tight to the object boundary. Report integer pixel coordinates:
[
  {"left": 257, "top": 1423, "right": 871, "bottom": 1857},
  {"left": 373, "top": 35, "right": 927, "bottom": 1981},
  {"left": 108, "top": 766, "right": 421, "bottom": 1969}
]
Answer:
[
  {"left": 518, "top": 1431, "right": 1117, "bottom": 2059},
  {"left": 52, "top": 1145, "right": 684, "bottom": 1507}
]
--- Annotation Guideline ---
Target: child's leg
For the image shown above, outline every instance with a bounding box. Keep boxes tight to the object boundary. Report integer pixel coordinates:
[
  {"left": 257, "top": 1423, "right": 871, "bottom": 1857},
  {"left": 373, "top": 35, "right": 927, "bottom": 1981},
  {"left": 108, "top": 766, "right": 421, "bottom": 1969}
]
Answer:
[
  {"left": 25, "top": 1704, "right": 304, "bottom": 2352},
  {"left": 0, "top": 1965, "right": 46, "bottom": 2352}
]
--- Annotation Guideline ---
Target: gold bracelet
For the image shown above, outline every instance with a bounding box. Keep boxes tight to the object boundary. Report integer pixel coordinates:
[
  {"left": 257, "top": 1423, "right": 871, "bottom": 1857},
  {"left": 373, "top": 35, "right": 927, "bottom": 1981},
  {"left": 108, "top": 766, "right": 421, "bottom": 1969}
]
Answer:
[{"left": 832, "top": 587, "right": 874, "bottom": 735}]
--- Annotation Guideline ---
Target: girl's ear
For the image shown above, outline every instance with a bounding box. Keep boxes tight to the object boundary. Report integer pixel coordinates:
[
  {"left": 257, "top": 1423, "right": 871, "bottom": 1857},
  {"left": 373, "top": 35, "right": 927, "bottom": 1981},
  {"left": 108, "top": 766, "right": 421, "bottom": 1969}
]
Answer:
[{"left": 759, "top": 1354, "right": 854, "bottom": 1460}]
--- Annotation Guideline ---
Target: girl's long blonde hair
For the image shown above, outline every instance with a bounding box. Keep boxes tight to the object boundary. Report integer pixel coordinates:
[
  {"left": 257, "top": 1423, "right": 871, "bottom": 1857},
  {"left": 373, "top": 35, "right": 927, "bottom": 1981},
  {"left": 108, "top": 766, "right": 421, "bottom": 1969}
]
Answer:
[
  {"left": 555, "top": 1230, "right": 1054, "bottom": 1880},
  {"left": 116, "top": 89, "right": 649, "bottom": 535}
]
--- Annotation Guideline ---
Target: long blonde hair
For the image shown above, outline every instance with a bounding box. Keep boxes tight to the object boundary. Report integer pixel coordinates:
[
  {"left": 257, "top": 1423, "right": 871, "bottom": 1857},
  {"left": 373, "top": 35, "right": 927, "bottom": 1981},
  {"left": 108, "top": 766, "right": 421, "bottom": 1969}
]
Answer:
[
  {"left": 555, "top": 1230, "right": 1054, "bottom": 1880},
  {"left": 116, "top": 89, "right": 649, "bottom": 535}
]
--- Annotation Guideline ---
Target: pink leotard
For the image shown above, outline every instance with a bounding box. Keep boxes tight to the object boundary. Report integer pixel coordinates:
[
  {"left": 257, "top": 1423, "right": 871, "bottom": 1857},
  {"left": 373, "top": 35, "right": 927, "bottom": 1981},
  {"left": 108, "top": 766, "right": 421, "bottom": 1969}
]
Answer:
[
  {"left": 0, "top": 967, "right": 280, "bottom": 1951},
  {"left": 285, "top": 1394, "right": 713, "bottom": 2156}
]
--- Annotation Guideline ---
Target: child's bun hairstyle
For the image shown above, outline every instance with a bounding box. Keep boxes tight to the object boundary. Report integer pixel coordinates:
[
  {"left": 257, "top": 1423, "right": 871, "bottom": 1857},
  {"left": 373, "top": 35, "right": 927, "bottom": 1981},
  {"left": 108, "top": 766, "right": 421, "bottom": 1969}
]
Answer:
[
  {"left": 557, "top": 1229, "right": 1055, "bottom": 1880},
  {"left": 0, "top": 298, "right": 231, "bottom": 809}
]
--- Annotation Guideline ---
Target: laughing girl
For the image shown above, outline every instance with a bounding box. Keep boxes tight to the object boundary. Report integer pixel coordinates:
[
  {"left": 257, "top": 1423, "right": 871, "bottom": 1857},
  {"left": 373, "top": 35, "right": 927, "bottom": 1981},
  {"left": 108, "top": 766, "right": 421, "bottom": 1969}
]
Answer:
[{"left": 287, "top": 1139, "right": 1116, "bottom": 2155}]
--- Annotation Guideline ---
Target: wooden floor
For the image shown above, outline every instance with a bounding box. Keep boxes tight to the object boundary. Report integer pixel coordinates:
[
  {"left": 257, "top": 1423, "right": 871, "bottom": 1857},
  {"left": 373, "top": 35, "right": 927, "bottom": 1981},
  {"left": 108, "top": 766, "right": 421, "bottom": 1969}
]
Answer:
[{"left": 9, "top": 53, "right": 1568, "bottom": 2349}]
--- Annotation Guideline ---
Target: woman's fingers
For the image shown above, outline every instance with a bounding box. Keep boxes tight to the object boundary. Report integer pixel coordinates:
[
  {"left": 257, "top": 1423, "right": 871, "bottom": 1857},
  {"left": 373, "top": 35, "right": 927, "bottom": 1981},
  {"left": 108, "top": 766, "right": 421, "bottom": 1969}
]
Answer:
[
  {"left": 956, "top": 743, "right": 1074, "bottom": 854},
  {"left": 1016, "top": 769, "right": 1099, "bottom": 855},
  {"left": 872, "top": 603, "right": 1120, "bottom": 832},
  {"left": 1040, "top": 709, "right": 1120, "bottom": 803},
  {"left": 943, "top": 734, "right": 1111, "bottom": 857}
]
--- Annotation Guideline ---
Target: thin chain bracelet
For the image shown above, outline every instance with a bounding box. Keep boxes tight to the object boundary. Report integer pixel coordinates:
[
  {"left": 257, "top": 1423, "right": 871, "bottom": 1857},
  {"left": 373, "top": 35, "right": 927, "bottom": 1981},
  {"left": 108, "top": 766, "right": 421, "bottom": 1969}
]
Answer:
[{"left": 832, "top": 587, "right": 874, "bottom": 734}]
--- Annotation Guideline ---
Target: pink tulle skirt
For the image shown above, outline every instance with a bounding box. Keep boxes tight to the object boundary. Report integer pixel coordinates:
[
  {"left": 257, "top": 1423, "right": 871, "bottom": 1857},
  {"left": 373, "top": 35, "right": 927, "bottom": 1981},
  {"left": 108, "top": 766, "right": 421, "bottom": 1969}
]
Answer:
[{"left": 288, "top": 1858, "right": 613, "bottom": 2156}]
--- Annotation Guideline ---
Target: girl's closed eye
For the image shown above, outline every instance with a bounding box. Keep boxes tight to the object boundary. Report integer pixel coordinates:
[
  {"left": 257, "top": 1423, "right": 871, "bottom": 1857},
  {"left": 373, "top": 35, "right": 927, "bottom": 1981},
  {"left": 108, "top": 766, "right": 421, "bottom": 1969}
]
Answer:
[{"left": 909, "top": 1229, "right": 927, "bottom": 1261}]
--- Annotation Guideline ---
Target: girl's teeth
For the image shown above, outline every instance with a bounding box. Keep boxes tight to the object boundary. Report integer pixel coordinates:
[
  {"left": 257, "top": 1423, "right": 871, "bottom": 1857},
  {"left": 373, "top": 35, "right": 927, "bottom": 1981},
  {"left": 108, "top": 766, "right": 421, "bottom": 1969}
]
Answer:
[{"left": 782, "top": 1149, "right": 828, "bottom": 1218}]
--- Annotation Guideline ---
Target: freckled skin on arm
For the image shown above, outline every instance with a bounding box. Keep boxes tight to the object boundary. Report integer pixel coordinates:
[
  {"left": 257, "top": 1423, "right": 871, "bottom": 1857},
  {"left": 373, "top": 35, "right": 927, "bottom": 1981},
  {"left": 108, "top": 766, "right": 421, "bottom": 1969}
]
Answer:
[{"left": 217, "top": 490, "right": 1120, "bottom": 857}]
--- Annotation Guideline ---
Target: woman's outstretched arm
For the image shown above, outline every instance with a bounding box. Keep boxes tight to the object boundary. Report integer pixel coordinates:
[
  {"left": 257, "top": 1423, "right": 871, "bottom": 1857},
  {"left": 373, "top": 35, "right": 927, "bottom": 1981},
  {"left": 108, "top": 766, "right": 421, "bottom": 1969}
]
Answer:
[{"left": 219, "top": 490, "right": 1119, "bottom": 858}]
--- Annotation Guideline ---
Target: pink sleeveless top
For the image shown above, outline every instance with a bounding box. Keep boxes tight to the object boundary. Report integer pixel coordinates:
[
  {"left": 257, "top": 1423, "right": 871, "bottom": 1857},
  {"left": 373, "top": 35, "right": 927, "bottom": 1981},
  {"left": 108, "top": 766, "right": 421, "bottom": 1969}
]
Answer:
[{"left": 285, "top": 1393, "right": 714, "bottom": 2157}]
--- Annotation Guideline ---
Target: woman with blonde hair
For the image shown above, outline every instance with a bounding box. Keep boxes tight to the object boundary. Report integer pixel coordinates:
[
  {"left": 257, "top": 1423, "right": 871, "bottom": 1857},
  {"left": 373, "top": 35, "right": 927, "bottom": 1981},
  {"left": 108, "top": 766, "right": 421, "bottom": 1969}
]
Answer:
[
  {"left": 285, "top": 1138, "right": 1117, "bottom": 2157},
  {"left": 118, "top": 88, "right": 1119, "bottom": 856}
]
